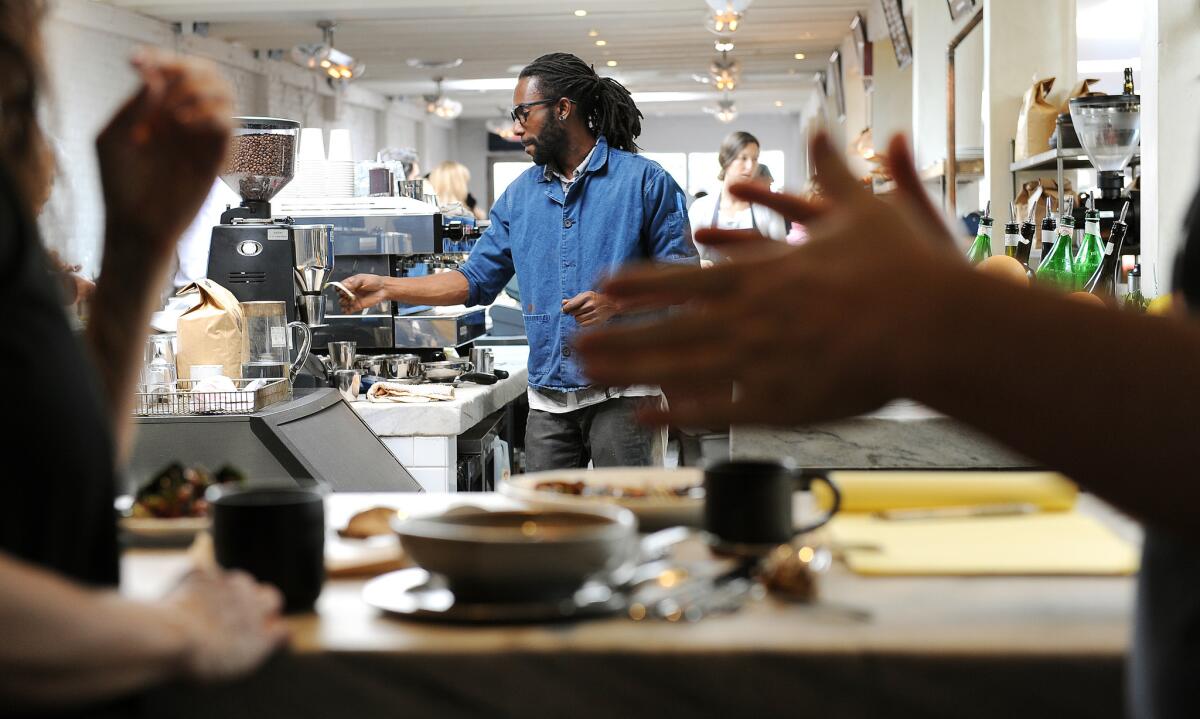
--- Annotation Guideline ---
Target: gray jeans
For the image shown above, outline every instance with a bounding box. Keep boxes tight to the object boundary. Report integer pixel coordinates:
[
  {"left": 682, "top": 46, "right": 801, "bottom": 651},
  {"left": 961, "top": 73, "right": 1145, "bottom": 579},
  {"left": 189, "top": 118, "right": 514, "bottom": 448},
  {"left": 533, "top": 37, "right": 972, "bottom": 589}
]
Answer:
[{"left": 525, "top": 396, "right": 664, "bottom": 472}]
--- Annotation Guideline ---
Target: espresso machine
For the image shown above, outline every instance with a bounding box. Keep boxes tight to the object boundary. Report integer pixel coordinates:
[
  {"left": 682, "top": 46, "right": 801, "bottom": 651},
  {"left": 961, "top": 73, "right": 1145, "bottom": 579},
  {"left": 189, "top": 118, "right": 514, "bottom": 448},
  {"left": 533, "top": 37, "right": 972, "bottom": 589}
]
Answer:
[
  {"left": 273, "top": 196, "right": 488, "bottom": 356},
  {"left": 207, "top": 117, "right": 336, "bottom": 329},
  {"left": 1069, "top": 89, "right": 1141, "bottom": 260}
]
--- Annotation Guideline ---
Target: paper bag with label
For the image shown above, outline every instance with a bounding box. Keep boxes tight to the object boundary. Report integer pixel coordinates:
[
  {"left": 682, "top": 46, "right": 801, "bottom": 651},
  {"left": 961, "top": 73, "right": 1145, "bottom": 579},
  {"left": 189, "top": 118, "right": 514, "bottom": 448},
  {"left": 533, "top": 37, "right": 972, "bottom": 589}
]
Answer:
[
  {"left": 175, "top": 279, "right": 246, "bottom": 380},
  {"left": 1015, "top": 77, "right": 1057, "bottom": 161}
]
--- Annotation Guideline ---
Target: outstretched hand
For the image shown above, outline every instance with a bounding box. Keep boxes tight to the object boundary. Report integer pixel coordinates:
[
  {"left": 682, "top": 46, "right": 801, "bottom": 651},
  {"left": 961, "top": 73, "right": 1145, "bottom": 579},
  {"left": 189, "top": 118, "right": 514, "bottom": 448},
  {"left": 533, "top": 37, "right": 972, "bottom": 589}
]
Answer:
[{"left": 576, "top": 132, "right": 968, "bottom": 427}]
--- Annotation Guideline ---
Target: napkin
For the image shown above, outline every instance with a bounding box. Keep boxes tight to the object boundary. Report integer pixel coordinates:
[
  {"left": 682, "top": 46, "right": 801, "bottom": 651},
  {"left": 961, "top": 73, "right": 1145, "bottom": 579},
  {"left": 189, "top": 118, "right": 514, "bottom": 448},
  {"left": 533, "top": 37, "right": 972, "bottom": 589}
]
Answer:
[{"left": 367, "top": 382, "right": 455, "bottom": 403}]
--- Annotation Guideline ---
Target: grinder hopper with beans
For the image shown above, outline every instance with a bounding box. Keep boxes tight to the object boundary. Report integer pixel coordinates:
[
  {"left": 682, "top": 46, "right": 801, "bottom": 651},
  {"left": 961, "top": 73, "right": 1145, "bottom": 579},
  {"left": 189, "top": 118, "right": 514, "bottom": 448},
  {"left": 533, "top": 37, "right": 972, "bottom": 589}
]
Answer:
[{"left": 207, "top": 117, "right": 336, "bottom": 335}]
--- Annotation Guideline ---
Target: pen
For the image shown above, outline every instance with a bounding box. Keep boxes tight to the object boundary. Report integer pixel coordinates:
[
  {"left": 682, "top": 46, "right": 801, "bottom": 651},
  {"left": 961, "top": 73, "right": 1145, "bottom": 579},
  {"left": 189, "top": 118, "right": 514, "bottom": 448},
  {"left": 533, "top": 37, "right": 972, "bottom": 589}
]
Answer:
[{"left": 874, "top": 502, "right": 1040, "bottom": 521}]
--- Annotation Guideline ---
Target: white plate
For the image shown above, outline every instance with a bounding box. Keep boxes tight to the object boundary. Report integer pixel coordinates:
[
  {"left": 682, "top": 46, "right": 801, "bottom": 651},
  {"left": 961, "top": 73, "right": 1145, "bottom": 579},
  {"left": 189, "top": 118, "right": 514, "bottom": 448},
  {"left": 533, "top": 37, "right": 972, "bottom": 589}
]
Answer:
[{"left": 499, "top": 468, "right": 704, "bottom": 531}]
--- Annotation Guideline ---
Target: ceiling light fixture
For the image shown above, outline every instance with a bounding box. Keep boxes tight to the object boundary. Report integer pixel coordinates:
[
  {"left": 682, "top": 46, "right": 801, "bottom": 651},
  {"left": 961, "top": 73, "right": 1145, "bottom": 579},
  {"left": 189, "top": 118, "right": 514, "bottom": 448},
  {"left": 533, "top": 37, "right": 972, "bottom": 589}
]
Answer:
[
  {"left": 715, "top": 41, "right": 735, "bottom": 52},
  {"left": 709, "top": 49, "right": 740, "bottom": 92},
  {"left": 704, "top": 0, "right": 753, "bottom": 36},
  {"left": 794, "top": 52, "right": 806, "bottom": 60},
  {"left": 486, "top": 113, "right": 518, "bottom": 141},
  {"left": 774, "top": 100, "right": 784, "bottom": 107},
  {"left": 588, "top": 29, "right": 600, "bottom": 37},
  {"left": 704, "top": 95, "right": 738, "bottom": 123},
  {"left": 575, "top": 9, "right": 588, "bottom": 16},
  {"left": 606, "top": 60, "right": 618, "bottom": 67},
  {"left": 291, "top": 20, "right": 365, "bottom": 83},
  {"left": 595, "top": 39, "right": 607, "bottom": 46},
  {"left": 424, "top": 78, "right": 462, "bottom": 120}
]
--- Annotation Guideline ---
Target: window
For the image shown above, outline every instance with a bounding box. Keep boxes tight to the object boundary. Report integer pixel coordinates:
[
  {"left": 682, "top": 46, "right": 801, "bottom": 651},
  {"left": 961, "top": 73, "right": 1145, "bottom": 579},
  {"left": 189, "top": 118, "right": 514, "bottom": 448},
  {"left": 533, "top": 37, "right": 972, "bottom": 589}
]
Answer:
[
  {"left": 490, "top": 160, "right": 534, "bottom": 205},
  {"left": 687, "top": 152, "right": 721, "bottom": 197},
  {"left": 642, "top": 152, "right": 688, "bottom": 193}
]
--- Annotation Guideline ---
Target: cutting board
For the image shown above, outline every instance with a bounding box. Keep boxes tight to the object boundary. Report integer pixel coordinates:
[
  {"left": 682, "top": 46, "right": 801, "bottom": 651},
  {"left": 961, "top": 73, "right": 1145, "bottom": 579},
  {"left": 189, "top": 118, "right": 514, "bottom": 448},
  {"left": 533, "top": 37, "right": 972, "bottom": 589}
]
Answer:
[{"left": 827, "top": 511, "right": 1138, "bottom": 576}]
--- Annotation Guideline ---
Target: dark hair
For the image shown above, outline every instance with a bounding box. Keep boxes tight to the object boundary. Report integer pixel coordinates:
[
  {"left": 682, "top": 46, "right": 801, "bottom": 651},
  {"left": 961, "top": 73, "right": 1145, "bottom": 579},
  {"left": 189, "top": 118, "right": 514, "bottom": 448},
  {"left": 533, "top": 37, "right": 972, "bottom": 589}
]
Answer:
[
  {"left": 0, "top": 0, "right": 51, "bottom": 215},
  {"left": 717, "top": 131, "right": 760, "bottom": 180},
  {"left": 519, "top": 52, "right": 643, "bottom": 153}
]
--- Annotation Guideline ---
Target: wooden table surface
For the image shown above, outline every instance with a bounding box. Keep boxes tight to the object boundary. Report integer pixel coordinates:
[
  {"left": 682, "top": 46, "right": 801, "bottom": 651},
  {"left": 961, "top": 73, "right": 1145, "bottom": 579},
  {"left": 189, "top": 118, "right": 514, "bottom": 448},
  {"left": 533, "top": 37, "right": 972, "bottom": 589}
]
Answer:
[{"left": 122, "top": 492, "right": 1139, "bottom": 719}]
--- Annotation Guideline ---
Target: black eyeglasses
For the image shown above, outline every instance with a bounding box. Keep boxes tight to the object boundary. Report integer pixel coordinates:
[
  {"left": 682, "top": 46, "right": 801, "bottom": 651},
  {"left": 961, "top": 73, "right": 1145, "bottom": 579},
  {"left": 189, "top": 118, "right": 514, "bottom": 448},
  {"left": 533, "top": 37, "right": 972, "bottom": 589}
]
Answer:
[{"left": 509, "top": 98, "right": 574, "bottom": 124}]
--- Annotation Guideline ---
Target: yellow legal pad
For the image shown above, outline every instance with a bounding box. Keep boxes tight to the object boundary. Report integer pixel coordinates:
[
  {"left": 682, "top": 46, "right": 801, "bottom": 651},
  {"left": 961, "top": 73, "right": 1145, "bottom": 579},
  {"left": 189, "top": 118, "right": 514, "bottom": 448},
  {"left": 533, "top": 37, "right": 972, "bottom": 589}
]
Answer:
[
  {"left": 827, "top": 511, "right": 1139, "bottom": 576},
  {"left": 814, "top": 471, "right": 1079, "bottom": 513}
]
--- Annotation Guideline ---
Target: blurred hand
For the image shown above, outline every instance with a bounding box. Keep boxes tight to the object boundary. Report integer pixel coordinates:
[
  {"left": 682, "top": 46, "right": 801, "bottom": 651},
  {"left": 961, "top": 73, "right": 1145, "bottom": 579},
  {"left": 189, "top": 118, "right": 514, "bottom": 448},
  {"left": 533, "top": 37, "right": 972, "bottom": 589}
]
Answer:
[
  {"left": 96, "top": 50, "right": 233, "bottom": 272},
  {"left": 45, "top": 249, "right": 96, "bottom": 306},
  {"left": 562, "top": 290, "right": 619, "bottom": 327},
  {"left": 338, "top": 274, "right": 390, "bottom": 313},
  {"left": 164, "top": 568, "right": 288, "bottom": 682},
  {"left": 576, "top": 133, "right": 968, "bottom": 427}
]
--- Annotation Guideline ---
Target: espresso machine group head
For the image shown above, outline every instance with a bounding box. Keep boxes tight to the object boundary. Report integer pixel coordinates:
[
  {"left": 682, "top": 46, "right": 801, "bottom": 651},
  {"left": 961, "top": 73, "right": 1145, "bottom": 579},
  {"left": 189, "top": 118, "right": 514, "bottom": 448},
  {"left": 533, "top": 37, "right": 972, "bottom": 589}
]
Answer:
[{"left": 207, "top": 117, "right": 335, "bottom": 328}]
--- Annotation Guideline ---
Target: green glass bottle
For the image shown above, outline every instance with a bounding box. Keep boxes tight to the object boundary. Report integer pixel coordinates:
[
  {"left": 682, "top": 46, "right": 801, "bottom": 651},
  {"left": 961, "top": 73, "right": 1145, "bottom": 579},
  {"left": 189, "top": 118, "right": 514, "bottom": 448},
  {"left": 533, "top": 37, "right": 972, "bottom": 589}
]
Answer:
[
  {"left": 1073, "top": 199, "right": 1106, "bottom": 287},
  {"left": 1036, "top": 215, "right": 1077, "bottom": 290},
  {"left": 966, "top": 202, "right": 993, "bottom": 265}
]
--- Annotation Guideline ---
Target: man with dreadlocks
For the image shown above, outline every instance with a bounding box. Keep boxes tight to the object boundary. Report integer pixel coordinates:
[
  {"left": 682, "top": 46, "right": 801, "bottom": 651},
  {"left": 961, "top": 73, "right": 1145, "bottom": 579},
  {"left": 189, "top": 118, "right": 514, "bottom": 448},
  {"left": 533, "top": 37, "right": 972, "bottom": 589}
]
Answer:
[{"left": 341, "top": 52, "right": 697, "bottom": 470}]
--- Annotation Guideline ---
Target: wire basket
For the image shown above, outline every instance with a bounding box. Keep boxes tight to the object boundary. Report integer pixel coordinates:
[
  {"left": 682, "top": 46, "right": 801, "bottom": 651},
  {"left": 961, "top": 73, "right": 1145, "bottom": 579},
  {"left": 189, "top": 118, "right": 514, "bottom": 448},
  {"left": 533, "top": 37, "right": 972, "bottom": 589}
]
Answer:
[{"left": 134, "top": 378, "right": 291, "bottom": 417}]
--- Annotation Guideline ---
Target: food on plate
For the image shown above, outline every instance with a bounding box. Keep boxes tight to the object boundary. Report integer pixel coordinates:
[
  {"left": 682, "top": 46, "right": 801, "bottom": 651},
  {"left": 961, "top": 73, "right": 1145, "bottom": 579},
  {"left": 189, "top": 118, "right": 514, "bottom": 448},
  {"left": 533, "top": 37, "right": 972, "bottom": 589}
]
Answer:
[
  {"left": 533, "top": 479, "right": 700, "bottom": 499},
  {"left": 130, "top": 463, "right": 244, "bottom": 519},
  {"left": 338, "top": 506, "right": 401, "bottom": 539}
]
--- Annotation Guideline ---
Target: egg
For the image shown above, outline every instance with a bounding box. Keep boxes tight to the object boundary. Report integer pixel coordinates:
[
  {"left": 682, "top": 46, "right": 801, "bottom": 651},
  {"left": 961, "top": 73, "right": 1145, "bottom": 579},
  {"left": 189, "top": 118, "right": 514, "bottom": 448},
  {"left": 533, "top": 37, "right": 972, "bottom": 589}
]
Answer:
[
  {"left": 976, "top": 255, "right": 1029, "bottom": 286},
  {"left": 1067, "top": 291, "right": 1107, "bottom": 308}
]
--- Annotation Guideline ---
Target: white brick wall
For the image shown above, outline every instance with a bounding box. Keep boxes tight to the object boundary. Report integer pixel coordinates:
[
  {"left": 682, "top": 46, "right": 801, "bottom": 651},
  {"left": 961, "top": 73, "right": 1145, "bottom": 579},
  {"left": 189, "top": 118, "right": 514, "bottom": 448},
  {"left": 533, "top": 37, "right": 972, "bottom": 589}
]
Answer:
[{"left": 38, "top": 0, "right": 445, "bottom": 275}]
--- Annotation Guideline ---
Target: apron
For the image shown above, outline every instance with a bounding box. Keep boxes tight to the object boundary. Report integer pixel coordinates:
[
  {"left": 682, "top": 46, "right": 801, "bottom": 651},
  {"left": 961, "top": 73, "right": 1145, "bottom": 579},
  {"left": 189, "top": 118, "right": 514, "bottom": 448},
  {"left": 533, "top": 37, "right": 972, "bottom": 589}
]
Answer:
[{"left": 711, "top": 195, "right": 759, "bottom": 231}]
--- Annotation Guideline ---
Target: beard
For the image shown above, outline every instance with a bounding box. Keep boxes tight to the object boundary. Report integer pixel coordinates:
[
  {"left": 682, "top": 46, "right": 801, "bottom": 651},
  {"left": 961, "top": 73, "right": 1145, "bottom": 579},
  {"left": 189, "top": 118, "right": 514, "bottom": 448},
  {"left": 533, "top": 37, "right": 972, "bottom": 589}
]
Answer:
[{"left": 527, "top": 115, "right": 567, "bottom": 168}]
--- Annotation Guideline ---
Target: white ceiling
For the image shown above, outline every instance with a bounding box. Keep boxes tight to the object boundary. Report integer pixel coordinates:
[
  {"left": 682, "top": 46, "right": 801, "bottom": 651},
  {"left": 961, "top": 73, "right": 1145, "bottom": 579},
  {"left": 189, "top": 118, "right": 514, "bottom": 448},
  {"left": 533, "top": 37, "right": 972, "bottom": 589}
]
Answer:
[{"left": 101, "top": 0, "right": 868, "bottom": 119}]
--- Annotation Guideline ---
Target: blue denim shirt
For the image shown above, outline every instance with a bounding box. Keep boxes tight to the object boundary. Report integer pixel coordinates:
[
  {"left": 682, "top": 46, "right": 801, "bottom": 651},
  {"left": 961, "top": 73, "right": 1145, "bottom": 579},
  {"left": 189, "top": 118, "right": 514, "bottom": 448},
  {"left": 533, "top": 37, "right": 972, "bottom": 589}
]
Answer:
[{"left": 457, "top": 136, "right": 698, "bottom": 390}]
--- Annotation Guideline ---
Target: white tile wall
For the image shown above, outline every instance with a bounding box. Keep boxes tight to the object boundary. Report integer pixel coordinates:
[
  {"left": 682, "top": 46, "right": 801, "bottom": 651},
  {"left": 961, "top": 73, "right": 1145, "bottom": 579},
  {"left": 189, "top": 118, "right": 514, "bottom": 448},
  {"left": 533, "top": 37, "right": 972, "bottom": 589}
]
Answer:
[
  {"left": 413, "top": 437, "right": 449, "bottom": 466},
  {"left": 380, "top": 436, "right": 457, "bottom": 493}
]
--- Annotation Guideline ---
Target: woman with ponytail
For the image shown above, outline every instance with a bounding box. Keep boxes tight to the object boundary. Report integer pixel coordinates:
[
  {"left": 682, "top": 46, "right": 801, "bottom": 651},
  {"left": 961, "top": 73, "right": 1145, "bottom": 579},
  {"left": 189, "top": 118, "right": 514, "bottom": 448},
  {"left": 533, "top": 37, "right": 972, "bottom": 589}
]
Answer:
[{"left": 341, "top": 52, "right": 698, "bottom": 471}]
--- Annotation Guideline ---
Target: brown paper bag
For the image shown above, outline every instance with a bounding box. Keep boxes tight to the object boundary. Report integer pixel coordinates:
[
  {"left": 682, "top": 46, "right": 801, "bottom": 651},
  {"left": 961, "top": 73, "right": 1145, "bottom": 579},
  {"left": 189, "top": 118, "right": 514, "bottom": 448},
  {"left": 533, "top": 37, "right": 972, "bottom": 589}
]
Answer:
[
  {"left": 1059, "top": 78, "right": 1104, "bottom": 115},
  {"left": 175, "top": 279, "right": 246, "bottom": 380},
  {"left": 1015, "top": 77, "right": 1057, "bottom": 161},
  {"left": 1015, "top": 178, "right": 1075, "bottom": 228}
]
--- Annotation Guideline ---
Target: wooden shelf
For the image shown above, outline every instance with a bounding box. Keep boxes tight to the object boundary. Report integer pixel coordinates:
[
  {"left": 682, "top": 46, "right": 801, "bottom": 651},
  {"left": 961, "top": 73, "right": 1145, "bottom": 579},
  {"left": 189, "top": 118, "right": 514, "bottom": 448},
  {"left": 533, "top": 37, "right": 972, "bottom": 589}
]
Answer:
[{"left": 920, "top": 157, "right": 984, "bottom": 182}]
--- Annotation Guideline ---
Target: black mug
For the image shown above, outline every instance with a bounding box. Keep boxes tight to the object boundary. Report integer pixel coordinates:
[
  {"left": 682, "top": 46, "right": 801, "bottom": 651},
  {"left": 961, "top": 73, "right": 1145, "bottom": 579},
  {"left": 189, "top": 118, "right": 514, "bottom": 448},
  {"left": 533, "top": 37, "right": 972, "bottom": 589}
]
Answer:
[
  {"left": 703, "top": 460, "right": 842, "bottom": 549},
  {"left": 210, "top": 486, "right": 326, "bottom": 613}
]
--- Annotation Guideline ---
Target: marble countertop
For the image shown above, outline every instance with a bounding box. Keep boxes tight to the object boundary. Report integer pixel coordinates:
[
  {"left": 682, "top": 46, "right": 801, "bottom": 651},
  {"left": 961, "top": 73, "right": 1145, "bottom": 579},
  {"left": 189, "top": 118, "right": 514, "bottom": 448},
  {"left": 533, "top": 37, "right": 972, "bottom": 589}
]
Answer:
[
  {"left": 732, "top": 400, "right": 1036, "bottom": 469},
  {"left": 350, "top": 346, "right": 529, "bottom": 437}
]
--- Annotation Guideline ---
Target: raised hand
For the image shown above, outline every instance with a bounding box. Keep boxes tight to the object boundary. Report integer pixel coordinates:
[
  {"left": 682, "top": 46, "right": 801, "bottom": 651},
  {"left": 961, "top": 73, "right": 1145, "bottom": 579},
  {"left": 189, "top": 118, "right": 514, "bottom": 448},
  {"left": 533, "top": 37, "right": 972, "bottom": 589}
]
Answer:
[
  {"left": 96, "top": 50, "right": 233, "bottom": 274},
  {"left": 576, "top": 132, "right": 968, "bottom": 427}
]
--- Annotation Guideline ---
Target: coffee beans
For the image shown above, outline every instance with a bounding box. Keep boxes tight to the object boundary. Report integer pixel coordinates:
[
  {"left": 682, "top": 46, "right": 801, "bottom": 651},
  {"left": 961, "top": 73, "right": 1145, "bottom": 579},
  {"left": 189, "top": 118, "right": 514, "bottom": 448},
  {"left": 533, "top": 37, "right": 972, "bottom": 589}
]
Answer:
[{"left": 226, "top": 132, "right": 295, "bottom": 178}]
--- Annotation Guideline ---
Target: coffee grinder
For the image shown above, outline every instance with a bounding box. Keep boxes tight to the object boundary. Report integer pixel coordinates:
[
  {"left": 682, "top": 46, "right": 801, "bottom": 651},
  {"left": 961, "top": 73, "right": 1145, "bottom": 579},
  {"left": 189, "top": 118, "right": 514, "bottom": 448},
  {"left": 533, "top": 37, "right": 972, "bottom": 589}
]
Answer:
[
  {"left": 207, "top": 117, "right": 335, "bottom": 329},
  {"left": 1068, "top": 84, "right": 1141, "bottom": 264}
]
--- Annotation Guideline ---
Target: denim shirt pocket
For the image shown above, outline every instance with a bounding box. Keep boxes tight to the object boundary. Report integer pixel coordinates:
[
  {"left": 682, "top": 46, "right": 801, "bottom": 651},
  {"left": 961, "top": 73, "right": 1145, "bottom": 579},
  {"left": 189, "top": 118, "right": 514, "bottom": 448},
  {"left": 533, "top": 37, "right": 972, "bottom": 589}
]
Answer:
[{"left": 522, "top": 313, "right": 553, "bottom": 384}]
